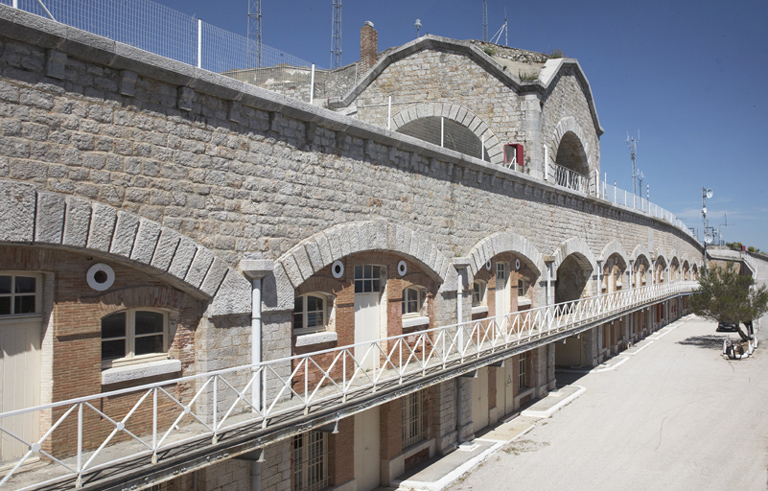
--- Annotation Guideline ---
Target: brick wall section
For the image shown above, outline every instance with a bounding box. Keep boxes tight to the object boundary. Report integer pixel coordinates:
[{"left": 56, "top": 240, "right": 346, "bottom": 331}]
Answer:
[{"left": 0, "top": 245, "right": 203, "bottom": 455}]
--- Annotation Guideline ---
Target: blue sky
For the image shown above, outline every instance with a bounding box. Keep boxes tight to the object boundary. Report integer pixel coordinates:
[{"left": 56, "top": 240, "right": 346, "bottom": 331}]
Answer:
[{"left": 158, "top": 0, "right": 768, "bottom": 251}]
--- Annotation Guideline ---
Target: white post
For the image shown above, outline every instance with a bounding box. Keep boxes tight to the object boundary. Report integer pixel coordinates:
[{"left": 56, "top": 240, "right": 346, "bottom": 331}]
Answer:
[
  {"left": 12, "top": 0, "right": 18, "bottom": 8},
  {"left": 543, "top": 145, "right": 549, "bottom": 181},
  {"left": 309, "top": 64, "right": 315, "bottom": 104},
  {"left": 440, "top": 117, "right": 445, "bottom": 147},
  {"left": 197, "top": 19, "right": 203, "bottom": 69},
  {"left": 456, "top": 266, "right": 465, "bottom": 351},
  {"left": 481, "top": 135, "right": 485, "bottom": 161},
  {"left": 251, "top": 278, "right": 262, "bottom": 409},
  {"left": 613, "top": 180, "right": 617, "bottom": 204}
]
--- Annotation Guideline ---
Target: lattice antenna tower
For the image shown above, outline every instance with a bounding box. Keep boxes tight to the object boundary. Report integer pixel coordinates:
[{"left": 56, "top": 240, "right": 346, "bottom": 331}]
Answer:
[
  {"left": 627, "top": 132, "right": 639, "bottom": 196},
  {"left": 482, "top": 0, "right": 488, "bottom": 42},
  {"left": 247, "top": 0, "right": 262, "bottom": 68},
  {"left": 331, "top": 0, "right": 342, "bottom": 69}
]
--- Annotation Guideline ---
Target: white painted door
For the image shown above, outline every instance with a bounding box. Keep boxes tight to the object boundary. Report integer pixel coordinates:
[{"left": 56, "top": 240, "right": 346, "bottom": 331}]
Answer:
[
  {"left": 354, "top": 265, "right": 382, "bottom": 371},
  {"left": 504, "top": 361, "right": 515, "bottom": 415},
  {"left": 471, "top": 367, "right": 489, "bottom": 433},
  {"left": 495, "top": 262, "right": 509, "bottom": 318},
  {"left": 0, "top": 317, "right": 41, "bottom": 463},
  {"left": 354, "top": 407, "right": 381, "bottom": 491}
]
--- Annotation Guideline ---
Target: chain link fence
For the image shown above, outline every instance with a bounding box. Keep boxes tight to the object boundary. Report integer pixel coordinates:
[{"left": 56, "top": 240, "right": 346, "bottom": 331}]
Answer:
[{"left": 2, "top": 0, "right": 314, "bottom": 74}]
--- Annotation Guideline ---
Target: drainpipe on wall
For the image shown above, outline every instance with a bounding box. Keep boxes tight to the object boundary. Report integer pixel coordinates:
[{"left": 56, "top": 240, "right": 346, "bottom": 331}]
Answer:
[
  {"left": 453, "top": 258, "right": 471, "bottom": 444},
  {"left": 239, "top": 260, "right": 275, "bottom": 410},
  {"left": 454, "top": 258, "right": 471, "bottom": 350}
]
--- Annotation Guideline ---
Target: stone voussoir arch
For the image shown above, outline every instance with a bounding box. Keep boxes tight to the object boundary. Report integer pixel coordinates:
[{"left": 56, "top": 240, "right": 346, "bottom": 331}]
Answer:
[
  {"left": 465, "top": 231, "right": 545, "bottom": 278},
  {"left": 275, "top": 219, "right": 451, "bottom": 294},
  {"left": 391, "top": 102, "right": 504, "bottom": 165},
  {"left": 551, "top": 237, "right": 597, "bottom": 280},
  {"left": 631, "top": 243, "right": 652, "bottom": 265},
  {"left": 0, "top": 180, "right": 250, "bottom": 317},
  {"left": 552, "top": 116, "right": 592, "bottom": 169},
  {"left": 599, "top": 240, "right": 629, "bottom": 266}
]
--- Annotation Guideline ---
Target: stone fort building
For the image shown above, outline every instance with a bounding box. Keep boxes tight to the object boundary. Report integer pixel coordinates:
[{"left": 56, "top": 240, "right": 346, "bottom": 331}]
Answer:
[{"left": 0, "top": 7, "right": 702, "bottom": 491}]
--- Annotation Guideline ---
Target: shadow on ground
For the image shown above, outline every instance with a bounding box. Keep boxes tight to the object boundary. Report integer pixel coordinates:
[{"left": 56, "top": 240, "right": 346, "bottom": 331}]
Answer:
[{"left": 677, "top": 335, "right": 727, "bottom": 350}]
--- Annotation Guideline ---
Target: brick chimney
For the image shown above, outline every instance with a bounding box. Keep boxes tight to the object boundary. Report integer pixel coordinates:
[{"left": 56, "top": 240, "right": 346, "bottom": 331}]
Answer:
[{"left": 360, "top": 21, "right": 378, "bottom": 74}]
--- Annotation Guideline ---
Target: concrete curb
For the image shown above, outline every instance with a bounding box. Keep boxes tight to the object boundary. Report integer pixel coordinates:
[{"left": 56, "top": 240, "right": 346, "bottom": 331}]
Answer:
[{"left": 520, "top": 385, "right": 587, "bottom": 418}]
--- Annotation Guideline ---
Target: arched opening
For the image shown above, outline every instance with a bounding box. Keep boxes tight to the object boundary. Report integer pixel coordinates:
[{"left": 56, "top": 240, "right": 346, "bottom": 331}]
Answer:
[
  {"left": 555, "top": 254, "right": 593, "bottom": 304},
  {"left": 633, "top": 255, "right": 650, "bottom": 288},
  {"left": 603, "top": 253, "right": 627, "bottom": 293},
  {"left": 655, "top": 257, "right": 668, "bottom": 284},
  {"left": 397, "top": 116, "right": 491, "bottom": 161},
  {"left": 554, "top": 131, "right": 589, "bottom": 192}
]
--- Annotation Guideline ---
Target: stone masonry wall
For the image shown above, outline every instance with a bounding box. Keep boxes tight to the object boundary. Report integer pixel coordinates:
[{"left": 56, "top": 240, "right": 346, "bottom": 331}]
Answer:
[{"left": 0, "top": 6, "right": 702, "bottom": 378}]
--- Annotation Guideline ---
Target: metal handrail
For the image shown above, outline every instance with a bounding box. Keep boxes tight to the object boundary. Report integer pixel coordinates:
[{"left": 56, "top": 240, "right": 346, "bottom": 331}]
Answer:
[
  {"left": 0, "top": 281, "right": 698, "bottom": 489},
  {"left": 553, "top": 163, "right": 587, "bottom": 193}
]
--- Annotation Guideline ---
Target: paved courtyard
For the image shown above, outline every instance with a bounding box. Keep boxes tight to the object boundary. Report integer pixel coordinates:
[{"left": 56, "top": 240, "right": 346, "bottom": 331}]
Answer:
[{"left": 448, "top": 315, "right": 768, "bottom": 491}]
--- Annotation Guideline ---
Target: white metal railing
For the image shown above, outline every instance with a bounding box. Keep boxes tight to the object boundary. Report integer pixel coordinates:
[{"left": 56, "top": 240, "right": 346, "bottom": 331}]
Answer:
[
  {"left": 553, "top": 163, "right": 587, "bottom": 193},
  {"left": 0, "top": 281, "right": 697, "bottom": 489},
  {"left": 599, "top": 180, "right": 696, "bottom": 240}
]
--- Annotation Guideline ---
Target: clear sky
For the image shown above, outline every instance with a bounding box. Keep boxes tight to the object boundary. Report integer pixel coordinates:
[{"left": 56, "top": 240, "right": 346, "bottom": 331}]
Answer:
[{"left": 159, "top": 0, "right": 768, "bottom": 251}]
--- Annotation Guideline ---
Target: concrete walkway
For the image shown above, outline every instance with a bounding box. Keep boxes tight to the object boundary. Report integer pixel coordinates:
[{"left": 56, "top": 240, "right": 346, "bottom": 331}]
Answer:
[{"left": 383, "top": 315, "right": 762, "bottom": 491}]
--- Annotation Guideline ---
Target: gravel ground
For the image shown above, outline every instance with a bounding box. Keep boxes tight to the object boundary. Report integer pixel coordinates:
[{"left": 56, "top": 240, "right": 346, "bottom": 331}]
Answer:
[{"left": 449, "top": 315, "right": 768, "bottom": 491}]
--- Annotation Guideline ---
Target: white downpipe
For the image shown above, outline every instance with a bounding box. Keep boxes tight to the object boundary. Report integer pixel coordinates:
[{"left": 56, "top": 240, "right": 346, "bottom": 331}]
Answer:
[
  {"left": 387, "top": 96, "right": 392, "bottom": 130},
  {"left": 251, "top": 278, "right": 262, "bottom": 409},
  {"left": 440, "top": 117, "right": 445, "bottom": 147},
  {"left": 197, "top": 19, "right": 202, "bottom": 69},
  {"left": 309, "top": 64, "right": 315, "bottom": 104},
  {"left": 457, "top": 268, "right": 464, "bottom": 350},
  {"left": 251, "top": 461, "right": 261, "bottom": 491},
  {"left": 481, "top": 136, "right": 485, "bottom": 161},
  {"left": 543, "top": 145, "right": 549, "bottom": 181}
]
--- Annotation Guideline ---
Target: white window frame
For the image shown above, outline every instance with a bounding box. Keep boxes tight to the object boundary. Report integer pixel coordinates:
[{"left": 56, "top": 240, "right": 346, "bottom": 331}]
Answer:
[
  {"left": 293, "top": 431, "right": 329, "bottom": 491},
  {"left": 517, "top": 278, "right": 528, "bottom": 298},
  {"left": 101, "top": 308, "right": 170, "bottom": 369},
  {"left": 402, "top": 390, "right": 427, "bottom": 448},
  {"left": 518, "top": 353, "right": 528, "bottom": 391},
  {"left": 402, "top": 286, "right": 426, "bottom": 317},
  {"left": 293, "top": 293, "right": 331, "bottom": 334},
  {"left": 0, "top": 272, "right": 42, "bottom": 319},
  {"left": 472, "top": 280, "right": 486, "bottom": 307}
]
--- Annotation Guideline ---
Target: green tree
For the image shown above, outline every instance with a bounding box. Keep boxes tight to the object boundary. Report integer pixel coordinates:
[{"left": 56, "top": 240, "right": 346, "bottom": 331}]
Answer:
[{"left": 689, "top": 263, "right": 768, "bottom": 341}]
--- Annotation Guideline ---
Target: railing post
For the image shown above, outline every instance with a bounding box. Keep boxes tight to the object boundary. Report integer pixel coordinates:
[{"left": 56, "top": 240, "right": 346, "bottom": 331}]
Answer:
[
  {"left": 76, "top": 402, "right": 83, "bottom": 488},
  {"left": 197, "top": 18, "right": 202, "bottom": 69}
]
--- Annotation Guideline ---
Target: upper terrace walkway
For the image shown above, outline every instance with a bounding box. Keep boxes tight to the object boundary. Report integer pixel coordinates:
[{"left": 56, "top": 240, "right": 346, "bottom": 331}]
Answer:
[{"left": 0, "top": 281, "right": 697, "bottom": 490}]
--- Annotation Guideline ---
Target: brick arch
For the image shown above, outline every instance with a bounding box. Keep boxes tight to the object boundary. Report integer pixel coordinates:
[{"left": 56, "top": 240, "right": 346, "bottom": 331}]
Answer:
[
  {"left": 275, "top": 220, "right": 451, "bottom": 291},
  {"left": 551, "top": 117, "right": 592, "bottom": 173},
  {"left": 391, "top": 102, "right": 504, "bottom": 165},
  {"left": 551, "top": 237, "right": 596, "bottom": 279},
  {"left": 600, "top": 240, "right": 629, "bottom": 265},
  {"left": 465, "top": 231, "right": 544, "bottom": 278},
  {"left": 0, "top": 181, "right": 250, "bottom": 316}
]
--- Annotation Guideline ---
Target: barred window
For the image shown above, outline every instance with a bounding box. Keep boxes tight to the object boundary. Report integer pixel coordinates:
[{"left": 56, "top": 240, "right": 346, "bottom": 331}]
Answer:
[
  {"left": 397, "top": 116, "right": 491, "bottom": 162},
  {"left": 518, "top": 354, "right": 528, "bottom": 391},
  {"left": 402, "top": 390, "right": 427, "bottom": 448},
  {"left": 293, "top": 431, "right": 329, "bottom": 491}
]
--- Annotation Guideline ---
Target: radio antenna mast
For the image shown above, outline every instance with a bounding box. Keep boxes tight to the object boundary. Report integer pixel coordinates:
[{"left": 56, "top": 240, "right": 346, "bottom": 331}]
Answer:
[
  {"left": 247, "top": 0, "right": 262, "bottom": 68},
  {"left": 331, "top": 0, "right": 342, "bottom": 68},
  {"left": 627, "top": 132, "right": 639, "bottom": 196}
]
